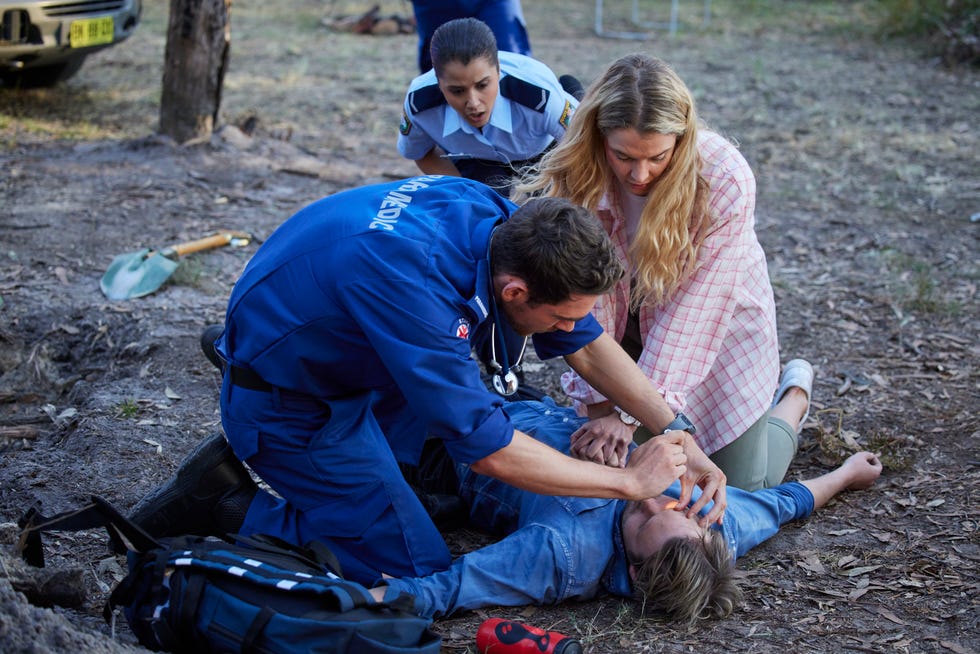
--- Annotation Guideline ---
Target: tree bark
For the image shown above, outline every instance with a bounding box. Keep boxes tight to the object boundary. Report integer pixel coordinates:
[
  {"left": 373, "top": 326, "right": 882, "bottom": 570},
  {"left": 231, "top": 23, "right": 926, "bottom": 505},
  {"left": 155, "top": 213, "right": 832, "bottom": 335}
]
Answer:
[{"left": 159, "top": 0, "right": 231, "bottom": 144}]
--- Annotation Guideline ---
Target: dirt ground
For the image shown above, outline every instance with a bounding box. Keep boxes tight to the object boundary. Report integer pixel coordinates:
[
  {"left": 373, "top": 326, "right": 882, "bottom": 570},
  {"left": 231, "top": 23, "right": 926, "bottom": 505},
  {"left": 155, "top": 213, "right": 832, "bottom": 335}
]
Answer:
[{"left": 0, "top": 1, "right": 977, "bottom": 652}]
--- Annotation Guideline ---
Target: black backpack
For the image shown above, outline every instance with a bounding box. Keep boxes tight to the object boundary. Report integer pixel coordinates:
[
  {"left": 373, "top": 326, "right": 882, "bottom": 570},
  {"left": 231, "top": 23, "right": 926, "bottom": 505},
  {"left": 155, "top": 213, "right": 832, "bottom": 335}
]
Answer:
[{"left": 18, "top": 496, "right": 441, "bottom": 653}]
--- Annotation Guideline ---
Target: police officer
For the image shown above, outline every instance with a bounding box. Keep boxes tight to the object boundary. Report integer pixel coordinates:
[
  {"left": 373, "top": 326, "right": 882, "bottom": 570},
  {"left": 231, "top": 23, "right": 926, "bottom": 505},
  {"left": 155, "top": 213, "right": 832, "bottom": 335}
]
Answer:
[
  {"left": 130, "top": 176, "right": 727, "bottom": 586},
  {"left": 410, "top": 0, "right": 532, "bottom": 74},
  {"left": 398, "top": 18, "right": 581, "bottom": 198}
]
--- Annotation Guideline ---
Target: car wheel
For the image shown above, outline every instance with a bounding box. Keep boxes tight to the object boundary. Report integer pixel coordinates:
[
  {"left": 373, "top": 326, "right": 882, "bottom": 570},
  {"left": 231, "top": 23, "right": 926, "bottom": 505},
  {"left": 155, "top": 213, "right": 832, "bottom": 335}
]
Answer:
[{"left": 0, "top": 55, "right": 87, "bottom": 89}]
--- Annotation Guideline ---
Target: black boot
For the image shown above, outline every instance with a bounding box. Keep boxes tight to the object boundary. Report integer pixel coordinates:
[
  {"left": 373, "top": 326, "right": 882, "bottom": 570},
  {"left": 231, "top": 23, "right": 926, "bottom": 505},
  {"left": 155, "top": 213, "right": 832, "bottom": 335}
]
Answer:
[
  {"left": 399, "top": 439, "right": 469, "bottom": 531},
  {"left": 416, "top": 491, "right": 469, "bottom": 532},
  {"left": 129, "top": 433, "right": 257, "bottom": 538},
  {"left": 200, "top": 324, "right": 225, "bottom": 372}
]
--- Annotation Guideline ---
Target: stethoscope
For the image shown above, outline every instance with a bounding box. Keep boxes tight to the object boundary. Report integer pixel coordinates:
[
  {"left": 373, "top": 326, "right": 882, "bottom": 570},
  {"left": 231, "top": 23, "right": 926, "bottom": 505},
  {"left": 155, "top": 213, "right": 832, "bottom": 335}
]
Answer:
[
  {"left": 488, "top": 316, "right": 527, "bottom": 397},
  {"left": 486, "top": 227, "right": 528, "bottom": 397}
]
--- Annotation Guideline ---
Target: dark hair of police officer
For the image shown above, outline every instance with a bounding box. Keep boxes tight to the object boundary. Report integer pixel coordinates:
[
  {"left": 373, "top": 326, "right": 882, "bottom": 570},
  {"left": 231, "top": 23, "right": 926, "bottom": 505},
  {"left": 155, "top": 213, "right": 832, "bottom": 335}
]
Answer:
[
  {"left": 490, "top": 197, "right": 624, "bottom": 306},
  {"left": 430, "top": 18, "right": 499, "bottom": 78}
]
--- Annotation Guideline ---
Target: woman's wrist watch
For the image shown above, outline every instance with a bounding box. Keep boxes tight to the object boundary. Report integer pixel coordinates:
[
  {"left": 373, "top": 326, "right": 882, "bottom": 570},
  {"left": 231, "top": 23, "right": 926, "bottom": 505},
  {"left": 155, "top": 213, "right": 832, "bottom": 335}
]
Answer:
[
  {"left": 614, "top": 406, "right": 641, "bottom": 426},
  {"left": 662, "top": 412, "right": 697, "bottom": 435}
]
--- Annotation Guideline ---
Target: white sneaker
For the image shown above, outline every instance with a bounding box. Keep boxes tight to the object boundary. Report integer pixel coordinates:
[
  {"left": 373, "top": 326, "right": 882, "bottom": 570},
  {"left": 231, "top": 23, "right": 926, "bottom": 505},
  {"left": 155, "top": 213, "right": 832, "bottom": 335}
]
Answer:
[{"left": 772, "top": 359, "right": 814, "bottom": 433}]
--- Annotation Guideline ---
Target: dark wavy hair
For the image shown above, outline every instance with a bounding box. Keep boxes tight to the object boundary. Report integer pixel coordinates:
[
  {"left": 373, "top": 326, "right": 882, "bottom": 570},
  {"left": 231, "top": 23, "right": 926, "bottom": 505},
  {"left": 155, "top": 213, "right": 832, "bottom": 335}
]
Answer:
[{"left": 490, "top": 197, "right": 624, "bottom": 305}]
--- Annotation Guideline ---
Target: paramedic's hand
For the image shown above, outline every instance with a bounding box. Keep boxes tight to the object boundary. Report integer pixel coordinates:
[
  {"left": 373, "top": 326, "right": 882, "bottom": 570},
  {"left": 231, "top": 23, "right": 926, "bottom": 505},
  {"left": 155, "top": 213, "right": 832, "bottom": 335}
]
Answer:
[
  {"left": 369, "top": 573, "right": 395, "bottom": 603},
  {"left": 671, "top": 431, "right": 727, "bottom": 527},
  {"left": 623, "top": 431, "right": 687, "bottom": 499},
  {"left": 570, "top": 414, "right": 634, "bottom": 468}
]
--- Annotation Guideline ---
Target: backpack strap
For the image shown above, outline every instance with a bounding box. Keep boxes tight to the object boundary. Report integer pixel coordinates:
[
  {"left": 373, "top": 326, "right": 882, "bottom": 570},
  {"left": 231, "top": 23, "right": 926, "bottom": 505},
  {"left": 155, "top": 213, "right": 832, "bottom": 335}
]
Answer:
[
  {"left": 233, "top": 532, "right": 345, "bottom": 578},
  {"left": 18, "top": 495, "right": 161, "bottom": 567},
  {"left": 176, "top": 572, "right": 208, "bottom": 649},
  {"left": 242, "top": 607, "right": 276, "bottom": 654}
]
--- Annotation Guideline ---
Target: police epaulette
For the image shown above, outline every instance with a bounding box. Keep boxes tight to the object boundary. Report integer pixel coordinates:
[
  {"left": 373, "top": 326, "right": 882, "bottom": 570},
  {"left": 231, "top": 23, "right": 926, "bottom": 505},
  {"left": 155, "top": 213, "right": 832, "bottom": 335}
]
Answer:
[
  {"left": 408, "top": 84, "right": 447, "bottom": 115},
  {"left": 499, "top": 75, "right": 550, "bottom": 113}
]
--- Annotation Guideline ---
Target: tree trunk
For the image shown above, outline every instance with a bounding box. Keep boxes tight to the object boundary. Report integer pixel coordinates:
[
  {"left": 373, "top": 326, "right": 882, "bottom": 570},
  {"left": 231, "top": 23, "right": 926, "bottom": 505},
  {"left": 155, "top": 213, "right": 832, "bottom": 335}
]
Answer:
[{"left": 159, "top": 0, "right": 231, "bottom": 144}]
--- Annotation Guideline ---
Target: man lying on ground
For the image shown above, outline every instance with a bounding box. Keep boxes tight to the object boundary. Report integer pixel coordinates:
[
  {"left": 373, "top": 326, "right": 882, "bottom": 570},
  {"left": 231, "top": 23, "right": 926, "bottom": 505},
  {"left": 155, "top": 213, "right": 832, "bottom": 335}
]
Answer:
[{"left": 372, "top": 399, "right": 883, "bottom": 624}]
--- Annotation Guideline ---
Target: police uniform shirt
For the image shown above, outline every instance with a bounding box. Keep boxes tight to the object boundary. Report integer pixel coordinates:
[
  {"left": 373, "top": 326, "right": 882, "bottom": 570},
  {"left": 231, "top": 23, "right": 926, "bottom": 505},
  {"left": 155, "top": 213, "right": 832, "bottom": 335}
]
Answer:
[
  {"left": 398, "top": 51, "right": 578, "bottom": 165},
  {"left": 218, "top": 176, "right": 601, "bottom": 467}
]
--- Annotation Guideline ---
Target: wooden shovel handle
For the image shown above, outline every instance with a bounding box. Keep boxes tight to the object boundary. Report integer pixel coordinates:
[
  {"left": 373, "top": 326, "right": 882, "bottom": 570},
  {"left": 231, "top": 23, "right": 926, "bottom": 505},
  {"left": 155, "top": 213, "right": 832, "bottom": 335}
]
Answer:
[{"left": 161, "top": 231, "right": 252, "bottom": 258}]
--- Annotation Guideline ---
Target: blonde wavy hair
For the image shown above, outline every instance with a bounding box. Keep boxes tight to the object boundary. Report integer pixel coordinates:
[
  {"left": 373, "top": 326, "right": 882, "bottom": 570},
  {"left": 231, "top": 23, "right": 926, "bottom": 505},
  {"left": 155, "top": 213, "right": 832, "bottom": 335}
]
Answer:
[
  {"left": 513, "top": 54, "right": 710, "bottom": 308},
  {"left": 632, "top": 531, "right": 741, "bottom": 626}
]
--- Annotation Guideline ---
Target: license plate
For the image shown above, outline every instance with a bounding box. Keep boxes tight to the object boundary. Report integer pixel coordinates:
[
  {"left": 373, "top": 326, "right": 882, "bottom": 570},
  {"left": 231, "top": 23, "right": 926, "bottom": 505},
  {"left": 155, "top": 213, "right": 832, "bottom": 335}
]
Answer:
[{"left": 69, "top": 16, "right": 114, "bottom": 48}]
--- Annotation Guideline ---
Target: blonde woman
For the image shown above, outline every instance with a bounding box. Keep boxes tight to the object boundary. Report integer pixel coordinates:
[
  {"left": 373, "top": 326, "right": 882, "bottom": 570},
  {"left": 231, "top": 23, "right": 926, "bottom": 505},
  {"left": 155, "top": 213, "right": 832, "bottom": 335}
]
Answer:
[{"left": 515, "top": 54, "right": 812, "bottom": 490}]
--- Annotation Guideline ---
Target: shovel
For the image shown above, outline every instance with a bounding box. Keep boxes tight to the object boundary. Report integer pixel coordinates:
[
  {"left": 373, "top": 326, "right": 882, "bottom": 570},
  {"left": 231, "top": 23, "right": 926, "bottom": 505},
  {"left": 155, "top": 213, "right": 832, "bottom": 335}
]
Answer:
[{"left": 100, "top": 231, "right": 252, "bottom": 301}]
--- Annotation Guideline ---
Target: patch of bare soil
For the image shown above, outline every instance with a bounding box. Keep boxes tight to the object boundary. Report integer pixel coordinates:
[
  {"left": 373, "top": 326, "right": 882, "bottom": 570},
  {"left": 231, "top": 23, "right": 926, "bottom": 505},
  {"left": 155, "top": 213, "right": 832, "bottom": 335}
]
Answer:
[{"left": 0, "top": 2, "right": 977, "bottom": 652}]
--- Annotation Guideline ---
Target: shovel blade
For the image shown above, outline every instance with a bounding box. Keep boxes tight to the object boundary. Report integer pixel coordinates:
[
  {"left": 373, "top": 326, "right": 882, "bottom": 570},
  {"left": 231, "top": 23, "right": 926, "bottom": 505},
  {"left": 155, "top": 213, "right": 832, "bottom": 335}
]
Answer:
[{"left": 100, "top": 249, "right": 180, "bottom": 301}]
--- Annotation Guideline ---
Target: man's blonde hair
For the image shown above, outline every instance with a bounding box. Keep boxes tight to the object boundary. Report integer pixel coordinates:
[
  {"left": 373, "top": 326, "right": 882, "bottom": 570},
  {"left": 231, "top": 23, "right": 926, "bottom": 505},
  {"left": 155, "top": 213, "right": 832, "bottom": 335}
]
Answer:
[{"left": 632, "top": 531, "right": 741, "bottom": 626}]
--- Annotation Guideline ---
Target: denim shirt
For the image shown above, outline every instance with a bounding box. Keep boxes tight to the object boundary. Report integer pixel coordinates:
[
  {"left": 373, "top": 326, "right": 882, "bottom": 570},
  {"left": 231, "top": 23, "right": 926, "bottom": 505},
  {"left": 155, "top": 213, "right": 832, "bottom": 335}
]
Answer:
[{"left": 382, "top": 399, "right": 815, "bottom": 619}]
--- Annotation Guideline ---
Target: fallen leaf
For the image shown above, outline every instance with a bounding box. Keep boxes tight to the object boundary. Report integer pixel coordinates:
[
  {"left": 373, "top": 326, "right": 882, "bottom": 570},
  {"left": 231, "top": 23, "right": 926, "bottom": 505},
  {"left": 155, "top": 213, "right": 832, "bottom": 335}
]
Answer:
[
  {"left": 164, "top": 386, "right": 182, "bottom": 400},
  {"left": 828, "top": 529, "right": 858, "bottom": 536},
  {"left": 939, "top": 640, "right": 972, "bottom": 653},
  {"left": 925, "top": 498, "right": 945, "bottom": 508},
  {"left": 798, "top": 555, "right": 826, "bottom": 574},
  {"left": 837, "top": 555, "right": 859, "bottom": 567},
  {"left": 846, "top": 565, "right": 883, "bottom": 577},
  {"left": 841, "top": 429, "right": 861, "bottom": 448},
  {"left": 877, "top": 608, "right": 907, "bottom": 625},
  {"left": 142, "top": 438, "right": 162, "bottom": 455}
]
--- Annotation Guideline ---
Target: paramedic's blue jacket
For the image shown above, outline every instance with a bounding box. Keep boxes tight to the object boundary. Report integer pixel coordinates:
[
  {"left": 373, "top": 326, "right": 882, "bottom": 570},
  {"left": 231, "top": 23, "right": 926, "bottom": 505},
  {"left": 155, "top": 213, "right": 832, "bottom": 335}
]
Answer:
[{"left": 214, "top": 176, "right": 602, "bottom": 583}]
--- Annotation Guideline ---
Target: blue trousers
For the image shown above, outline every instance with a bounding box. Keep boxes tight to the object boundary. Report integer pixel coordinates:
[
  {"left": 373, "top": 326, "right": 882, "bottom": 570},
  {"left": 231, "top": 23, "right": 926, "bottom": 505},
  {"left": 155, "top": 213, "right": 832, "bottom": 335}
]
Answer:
[
  {"left": 220, "top": 375, "right": 451, "bottom": 585},
  {"left": 411, "top": 0, "right": 531, "bottom": 73}
]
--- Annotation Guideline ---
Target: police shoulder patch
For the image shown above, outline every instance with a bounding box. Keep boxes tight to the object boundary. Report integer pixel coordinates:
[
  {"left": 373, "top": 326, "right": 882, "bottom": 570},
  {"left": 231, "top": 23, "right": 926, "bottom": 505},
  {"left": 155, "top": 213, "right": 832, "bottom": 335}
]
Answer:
[
  {"left": 400, "top": 110, "right": 412, "bottom": 135},
  {"left": 499, "top": 75, "right": 550, "bottom": 113},
  {"left": 559, "top": 100, "right": 574, "bottom": 129}
]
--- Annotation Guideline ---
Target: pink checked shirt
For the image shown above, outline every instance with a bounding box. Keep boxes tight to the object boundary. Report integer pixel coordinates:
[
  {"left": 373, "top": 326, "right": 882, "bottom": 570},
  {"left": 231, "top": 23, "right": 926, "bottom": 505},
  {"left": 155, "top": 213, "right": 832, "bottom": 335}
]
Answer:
[{"left": 562, "top": 130, "right": 780, "bottom": 454}]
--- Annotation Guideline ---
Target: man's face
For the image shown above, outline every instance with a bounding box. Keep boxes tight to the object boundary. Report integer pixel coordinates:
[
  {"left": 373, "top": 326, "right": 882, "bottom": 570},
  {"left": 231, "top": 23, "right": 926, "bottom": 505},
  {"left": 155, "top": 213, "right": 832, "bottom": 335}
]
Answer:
[
  {"left": 437, "top": 57, "right": 500, "bottom": 129},
  {"left": 500, "top": 292, "right": 599, "bottom": 337},
  {"left": 621, "top": 496, "right": 705, "bottom": 570}
]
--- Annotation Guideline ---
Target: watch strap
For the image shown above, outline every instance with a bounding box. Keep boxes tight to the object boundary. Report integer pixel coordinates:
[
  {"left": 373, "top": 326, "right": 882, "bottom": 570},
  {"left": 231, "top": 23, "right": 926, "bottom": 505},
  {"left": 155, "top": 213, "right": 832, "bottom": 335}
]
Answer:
[{"left": 662, "top": 412, "right": 696, "bottom": 435}]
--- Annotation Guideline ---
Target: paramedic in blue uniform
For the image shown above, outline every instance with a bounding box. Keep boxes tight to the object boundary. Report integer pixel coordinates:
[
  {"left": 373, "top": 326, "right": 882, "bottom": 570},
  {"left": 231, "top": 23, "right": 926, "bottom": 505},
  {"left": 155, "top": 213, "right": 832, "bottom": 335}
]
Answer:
[
  {"left": 398, "top": 18, "right": 580, "bottom": 199},
  {"left": 410, "top": 0, "right": 531, "bottom": 74},
  {"left": 131, "top": 176, "right": 727, "bottom": 587}
]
